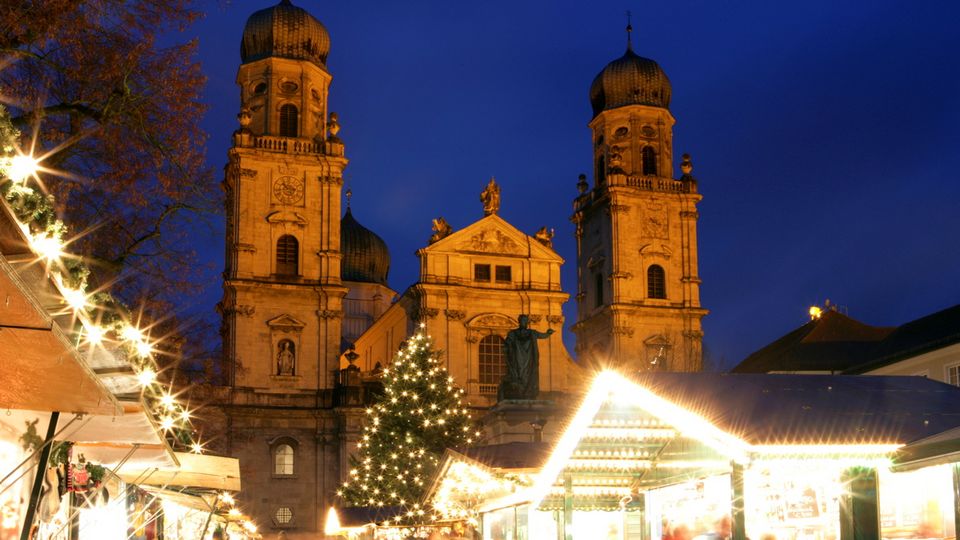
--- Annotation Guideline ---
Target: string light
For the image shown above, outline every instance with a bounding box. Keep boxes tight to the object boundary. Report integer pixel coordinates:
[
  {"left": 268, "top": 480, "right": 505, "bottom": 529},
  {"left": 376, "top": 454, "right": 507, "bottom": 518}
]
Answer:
[
  {"left": 136, "top": 367, "right": 157, "bottom": 386},
  {"left": 0, "top": 116, "right": 210, "bottom": 474},
  {"left": 7, "top": 154, "right": 39, "bottom": 182}
]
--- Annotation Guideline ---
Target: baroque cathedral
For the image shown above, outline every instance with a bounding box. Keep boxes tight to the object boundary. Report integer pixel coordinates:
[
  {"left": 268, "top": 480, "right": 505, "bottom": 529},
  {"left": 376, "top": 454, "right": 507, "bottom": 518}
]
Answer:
[{"left": 206, "top": 1, "right": 706, "bottom": 537}]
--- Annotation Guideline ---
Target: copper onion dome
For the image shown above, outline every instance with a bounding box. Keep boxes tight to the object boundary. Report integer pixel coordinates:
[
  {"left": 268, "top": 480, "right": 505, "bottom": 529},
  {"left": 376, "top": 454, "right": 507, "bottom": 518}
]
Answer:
[
  {"left": 340, "top": 209, "right": 390, "bottom": 285},
  {"left": 589, "top": 46, "right": 671, "bottom": 117},
  {"left": 240, "top": 0, "right": 330, "bottom": 67}
]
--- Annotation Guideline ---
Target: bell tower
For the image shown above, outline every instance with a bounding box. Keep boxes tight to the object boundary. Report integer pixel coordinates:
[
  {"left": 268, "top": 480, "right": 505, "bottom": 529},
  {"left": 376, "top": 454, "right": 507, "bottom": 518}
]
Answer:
[
  {"left": 572, "top": 29, "right": 707, "bottom": 372},
  {"left": 222, "top": 0, "right": 347, "bottom": 391}
]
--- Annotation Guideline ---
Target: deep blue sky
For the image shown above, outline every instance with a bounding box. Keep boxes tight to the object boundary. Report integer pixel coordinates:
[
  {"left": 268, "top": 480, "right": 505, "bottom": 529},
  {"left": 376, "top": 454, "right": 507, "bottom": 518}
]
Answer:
[{"left": 185, "top": 0, "right": 960, "bottom": 369}]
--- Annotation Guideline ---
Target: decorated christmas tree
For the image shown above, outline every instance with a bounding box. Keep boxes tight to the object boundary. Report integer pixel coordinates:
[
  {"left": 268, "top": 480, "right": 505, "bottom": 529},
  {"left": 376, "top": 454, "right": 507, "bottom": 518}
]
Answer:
[{"left": 338, "top": 325, "right": 479, "bottom": 519}]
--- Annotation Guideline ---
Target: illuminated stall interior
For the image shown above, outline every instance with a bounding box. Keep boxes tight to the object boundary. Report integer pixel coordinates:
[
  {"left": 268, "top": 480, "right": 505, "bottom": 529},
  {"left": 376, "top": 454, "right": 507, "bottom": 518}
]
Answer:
[{"left": 446, "top": 371, "right": 960, "bottom": 540}]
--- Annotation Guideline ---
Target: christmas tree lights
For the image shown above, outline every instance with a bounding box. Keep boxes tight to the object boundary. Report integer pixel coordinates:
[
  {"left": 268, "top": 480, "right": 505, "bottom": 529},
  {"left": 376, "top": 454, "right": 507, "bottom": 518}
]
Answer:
[{"left": 338, "top": 326, "right": 481, "bottom": 520}]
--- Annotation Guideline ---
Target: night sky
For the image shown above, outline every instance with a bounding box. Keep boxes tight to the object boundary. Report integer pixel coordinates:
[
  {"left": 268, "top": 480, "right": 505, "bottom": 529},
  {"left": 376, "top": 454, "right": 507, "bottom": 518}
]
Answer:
[{"left": 185, "top": 0, "right": 960, "bottom": 369}]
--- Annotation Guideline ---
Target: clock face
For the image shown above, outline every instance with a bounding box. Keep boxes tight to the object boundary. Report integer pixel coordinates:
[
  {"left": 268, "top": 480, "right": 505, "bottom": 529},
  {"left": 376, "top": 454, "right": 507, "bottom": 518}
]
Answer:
[{"left": 273, "top": 176, "right": 304, "bottom": 205}]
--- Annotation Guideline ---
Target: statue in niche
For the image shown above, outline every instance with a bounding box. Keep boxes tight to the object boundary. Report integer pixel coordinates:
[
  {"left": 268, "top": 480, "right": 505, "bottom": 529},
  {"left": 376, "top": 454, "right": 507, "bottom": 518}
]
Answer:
[
  {"left": 277, "top": 340, "right": 296, "bottom": 376},
  {"left": 498, "top": 315, "right": 554, "bottom": 401},
  {"left": 480, "top": 177, "right": 500, "bottom": 216}
]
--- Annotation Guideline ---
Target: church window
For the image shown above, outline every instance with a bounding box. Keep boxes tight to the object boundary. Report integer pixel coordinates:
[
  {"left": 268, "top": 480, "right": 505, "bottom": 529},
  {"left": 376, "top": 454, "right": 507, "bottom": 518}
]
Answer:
[
  {"left": 479, "top": 335, "right": 506, "bottom": 390},
  {"left": 647, "top": 265, "right": 666, "bottom": 299},
  {"left": 252, "top": 82, "right": 267, "bottom": 95},
  {"left": 279, "top": 81, "right": 299, "bottom": 93},
  {"left": 595, "top": 273, "right": 604, "bottom": 307},
  {"left": 596, "top": 156, "right": 606, "bottom": 187},
  {"left": 279, "top": 104, "right": 298, "bottom": 137},
  {"left": 276, "top": 235, "right": 299, "bottom": 275},
  {"left": 274, "top": 444, "right": 294, "bottom": 475},
  {"left": 275, "top": 506, "right": 294, "bottom": 525},
  {"left": 474, "top": 264, "right": 491, "bottom": 282},
  {"left": 495, "top": 265, "right": 512, "bottom": 283},
  {"left": 642, "top": 146, "right": 657, "bottom": 176}
]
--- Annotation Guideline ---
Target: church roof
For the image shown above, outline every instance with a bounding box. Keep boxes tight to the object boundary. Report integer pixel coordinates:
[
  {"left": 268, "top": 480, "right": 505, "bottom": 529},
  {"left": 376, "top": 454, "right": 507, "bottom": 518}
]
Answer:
[
  {"left": 733, "top": 310, "right": 893, "bottom": 373},
  {"left": 732, "top": 305, "right": 960, "bottom": 374},
  {"left": 241, "top": 0, "right": 330, "bottom": 67},
  {"left": 340, "top": 208, "right": 390, "bottom": 286},
  {"left": 589, "top": 46, "right": 671, "bottom": 117}
]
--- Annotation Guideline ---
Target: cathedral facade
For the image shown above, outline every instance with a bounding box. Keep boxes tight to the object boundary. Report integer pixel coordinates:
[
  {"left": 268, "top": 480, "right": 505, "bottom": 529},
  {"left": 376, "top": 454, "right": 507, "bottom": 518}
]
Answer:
[{"left": 206, "top": 2, "right": 706, "bottom": 537}]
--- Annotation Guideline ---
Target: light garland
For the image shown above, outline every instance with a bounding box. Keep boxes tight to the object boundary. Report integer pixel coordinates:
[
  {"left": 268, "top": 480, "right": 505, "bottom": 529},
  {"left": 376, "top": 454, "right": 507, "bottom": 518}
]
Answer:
[{"left": 0, "top": 109, "right": 209, "bottom": 458}]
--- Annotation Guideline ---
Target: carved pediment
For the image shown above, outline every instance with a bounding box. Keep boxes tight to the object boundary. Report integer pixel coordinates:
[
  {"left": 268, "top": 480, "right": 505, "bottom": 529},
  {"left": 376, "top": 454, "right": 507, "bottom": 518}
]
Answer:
[
  {"left": 456, "top": 228, "right": 523, "bottom": 255},
  {"left": 266, "top": 314, "right": 306, "bottom": 331},
  {"left": 265, "top": 211, "right": 308, "bottom": 225},
  {"left": 643, "top": 334, "right": 671, "bottom": 346},
  {"left": 466, "top": 312, "right": 517, "bottom": 329},
  {"left": 422, "top": 214, "right": 563, "bottom": 262}
]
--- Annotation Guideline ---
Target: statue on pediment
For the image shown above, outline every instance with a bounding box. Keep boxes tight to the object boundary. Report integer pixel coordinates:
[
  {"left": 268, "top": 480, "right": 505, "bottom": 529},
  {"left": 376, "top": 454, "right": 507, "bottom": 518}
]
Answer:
[{"left": 480, "top": 177, "right": 500, "bottom": 216}]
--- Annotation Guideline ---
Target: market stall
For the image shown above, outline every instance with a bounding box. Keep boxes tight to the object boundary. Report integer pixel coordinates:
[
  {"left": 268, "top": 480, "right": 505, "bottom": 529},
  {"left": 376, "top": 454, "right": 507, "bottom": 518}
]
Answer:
[{"left": 431, "top": 371, "right": 960, "bottom": 540}]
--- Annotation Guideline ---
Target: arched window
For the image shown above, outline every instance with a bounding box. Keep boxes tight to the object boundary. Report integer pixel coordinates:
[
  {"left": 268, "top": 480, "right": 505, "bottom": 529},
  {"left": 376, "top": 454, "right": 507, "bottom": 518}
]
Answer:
[
  {"left": 647, "top": 265, "right": 666, "bottom": 299},
  {"left": 276, "top": 235, "right": 299, "bottom": 275},
  {"left": 595, "top": 273, "right": 605, "bottom": 307},
  {"left": 642, "top": 146, "right": 657, "bottom": 176},
  {"left": 595, "top": 156, "right": 606, "bottom": 187},
  {"left": 274, "top": 444, "right": 294, "bottom": 476},
  {"left": 279, "top": 104, "right": 298, "bottom": 137},
  {"left": 478, "top": 335, "right": 506, "bottom": 388}
]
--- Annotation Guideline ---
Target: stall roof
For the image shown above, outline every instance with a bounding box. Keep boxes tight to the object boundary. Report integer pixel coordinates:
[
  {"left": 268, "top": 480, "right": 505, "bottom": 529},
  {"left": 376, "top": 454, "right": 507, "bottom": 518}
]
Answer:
[
  {"left": 891, "top": 425, "right": 960, "bottom": 472},
  {"left": 120, "top": 452, "right": 241, "bottom": 491},
  {"left": 631, "top": 372, "right": 960, "bottom": 445},
  {"left": 0, "top": 254, "right": 119, "bottom": 416},
  {"left": 457, "top": 442, "right": 551, "bottom": 471}
]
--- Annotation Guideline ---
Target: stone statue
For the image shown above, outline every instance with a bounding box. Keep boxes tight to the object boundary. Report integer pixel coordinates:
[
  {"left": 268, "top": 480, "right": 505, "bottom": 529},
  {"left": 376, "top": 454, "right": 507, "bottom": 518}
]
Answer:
[
  {"left": 429, "top": 216, "right": 452, "bottom": 244},
  {"left": 534, "top": 226, "right": 554, "bottom": 248},
  {"left": 498, "top": 315, "right": 554, "bottom": 401},
  {"left": 277, "top": 340, "right": 295, "bottom": 376},
  {"left": 480, "top": 177, "right": 500, "bottom": 216}
]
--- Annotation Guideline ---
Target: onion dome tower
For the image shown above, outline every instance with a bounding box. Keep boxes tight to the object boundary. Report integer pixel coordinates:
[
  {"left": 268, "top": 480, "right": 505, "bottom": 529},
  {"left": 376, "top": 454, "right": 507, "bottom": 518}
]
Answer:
[
  {"left": 340, "top": 208, "right": 390, "bottom": 286},
  {"left": 340, "top": 193, "right": 396, "bottom": 344},
  {"left": 589, "top": 45, "right": 671, "bottom": 116},
  {"left": 572, "top": 22, "right": 706, "bottom": 373},
  {"left": 241, "top": 0, "right": 330, "bottom": 67}
]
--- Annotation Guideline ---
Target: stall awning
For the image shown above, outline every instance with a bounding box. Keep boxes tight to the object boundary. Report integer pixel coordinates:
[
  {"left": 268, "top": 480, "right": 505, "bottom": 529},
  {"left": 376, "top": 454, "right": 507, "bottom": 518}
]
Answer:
[
  {"left": 1, "top": 401, "right": 177, "bottom": 470},
  {"left": 0, "top": 255, "right": 119, "bottom": 416},
  {"left": 120, "top": 452, "right": 241, "bottom": 491},
  {"left": 892, "top": 426, "right": 960, "bottom": 472}
]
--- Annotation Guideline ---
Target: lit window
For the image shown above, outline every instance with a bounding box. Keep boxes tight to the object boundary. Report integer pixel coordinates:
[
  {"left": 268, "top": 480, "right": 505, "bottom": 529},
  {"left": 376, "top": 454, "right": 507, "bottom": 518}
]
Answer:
[
  {"left": 642, "top": 146, "right": 657, "bottom": 176},
  {"left": 947, "top": 364, "right": 960, "bottom": 387},
  {"left": 479, "top": 335, "right": 506, "bottom": 386},
  {"left": 275, "top": 506, "right": 293, "bottom": 525},
  {"left": 474, "top": 264, "right": 491, "bottom": 282},
  {"left": 495, "top": 265, "right": 512, "bottom": 282},
  {"left": 275, "top": 444, "right": 294, "bottom": 475},
  {"left": 279, "top": 104, "right": 298, "bottom": 137},
  {"left": 276, "top": 235, "right": 299, "bottom": 275},
  {"left": 647, "top": 265, "right": 666, "bottom": 299}
]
